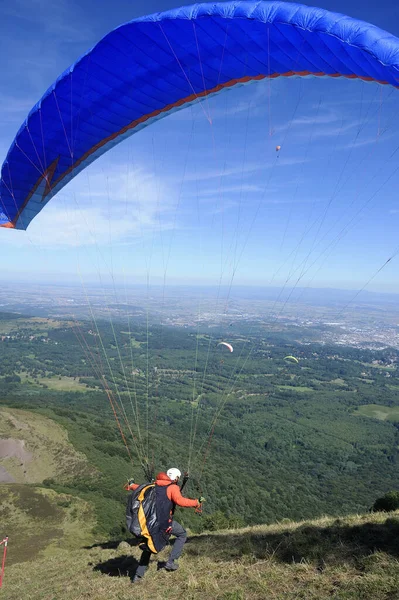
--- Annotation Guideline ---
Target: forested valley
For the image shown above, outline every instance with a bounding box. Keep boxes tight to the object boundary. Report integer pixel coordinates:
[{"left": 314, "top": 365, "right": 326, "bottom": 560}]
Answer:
[{"left": 1, "top": 311, "right": 399, "bottom": 536}]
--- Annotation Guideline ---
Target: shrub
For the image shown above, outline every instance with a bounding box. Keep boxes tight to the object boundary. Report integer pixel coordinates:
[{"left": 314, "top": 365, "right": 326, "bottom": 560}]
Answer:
[{"left": 372, "top": 491, "right": 399, "bottom": 512}]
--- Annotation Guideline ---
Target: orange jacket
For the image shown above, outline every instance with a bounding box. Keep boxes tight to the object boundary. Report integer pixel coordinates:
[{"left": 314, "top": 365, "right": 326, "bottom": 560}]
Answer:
[{"left": 125, "top": 472, "right": 199, "bottom": 508}]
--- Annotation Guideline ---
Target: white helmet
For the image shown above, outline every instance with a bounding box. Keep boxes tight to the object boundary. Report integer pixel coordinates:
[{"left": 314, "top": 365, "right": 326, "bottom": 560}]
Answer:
[{"left": 167, "top": 468, "right": 181, "bottom": 482}]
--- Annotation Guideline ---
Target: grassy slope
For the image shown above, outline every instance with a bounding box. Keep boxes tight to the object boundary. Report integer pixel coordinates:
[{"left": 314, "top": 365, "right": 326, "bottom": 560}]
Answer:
[
  {"left": 0, "top": 484, "right": 95, "bottom": 565},
  {"left": 17, "top": 371, "right": 92, "bottom": 391},
  {"left": 0, "top": 408, "right": 94, "bottom": 483},
  {"left": 4, "top": 511, "right": 399, "bottom": 600},
  {"left": 354, "top": 404, "right": 399, "bottom": 421},
  {"left": 0, "top": 317, "right": 72, "bottom": 336}
]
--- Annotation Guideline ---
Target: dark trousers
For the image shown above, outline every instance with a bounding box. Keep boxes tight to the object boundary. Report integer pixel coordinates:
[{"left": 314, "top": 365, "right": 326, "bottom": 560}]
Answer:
[
  {"left": 168, "top": 520, "right": 187, "bottom": 562},
  {"left": 135, "top": 521, "right": 187, "bottom": 577}
]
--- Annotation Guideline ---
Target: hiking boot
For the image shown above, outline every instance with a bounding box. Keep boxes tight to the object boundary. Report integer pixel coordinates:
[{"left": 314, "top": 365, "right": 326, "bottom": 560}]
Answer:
[{"left": 165, "top": 560, "right": 178, "bottom": 571}]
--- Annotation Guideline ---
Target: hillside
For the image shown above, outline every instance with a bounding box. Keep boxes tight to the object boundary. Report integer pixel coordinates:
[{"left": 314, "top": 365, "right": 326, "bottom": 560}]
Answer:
[
  {"left": 3, "top": 510, "right": 399, "bottom": 599},
  {"left": 0, "top": 408, "right": 94, "bottom": 484}
]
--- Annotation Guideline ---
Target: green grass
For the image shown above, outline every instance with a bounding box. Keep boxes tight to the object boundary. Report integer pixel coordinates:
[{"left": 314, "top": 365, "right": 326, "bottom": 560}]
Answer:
[
  {"left": 3, "top": 510, "right": 399, "bottom": 599},
  {"left": 38, "top": 375, "right": 91, "bottom": 391},
  {"left": 354, "top": 404, "right": 399, "bottom": 422},
  {"left": 120, "top": 332, "right": 144, "bottom": 348},
  {"left": 360, "top": 362, "right": 396, "bottom": 371},
  {"left": 0, "top": 317, "right": 73, "bottom": 335},
  {"left": 329, "top": 378, "right": 347, "bottom": 386},
  {"left": 312, "top": 378, "right": 348, "bottom": 387},
  {"left": 277, "top": 385, "right": 314, "bottom": 392},
  {"left": 18, "top": 371, "right": 91, "bottom": 391}
]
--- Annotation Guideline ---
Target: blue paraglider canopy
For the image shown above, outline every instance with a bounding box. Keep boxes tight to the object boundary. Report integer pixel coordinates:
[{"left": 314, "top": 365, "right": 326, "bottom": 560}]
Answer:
[{"left": 1, "top": 1, "right": 399, "bottom": 230}]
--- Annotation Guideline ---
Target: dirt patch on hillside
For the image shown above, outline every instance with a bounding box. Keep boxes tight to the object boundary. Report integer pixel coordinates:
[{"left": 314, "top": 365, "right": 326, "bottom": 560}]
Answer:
[
  {"left": 0, "top": 465, "right": 15, "bottom": 483},
  {"left": 0, "top": 438, "right": 32, "bottom": 462}
]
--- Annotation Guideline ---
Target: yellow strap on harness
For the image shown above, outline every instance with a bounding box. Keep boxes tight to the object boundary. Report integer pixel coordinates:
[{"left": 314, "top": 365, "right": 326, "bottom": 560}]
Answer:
[{"left": 137, "top": 484, "right": 157, "bottom": 554}]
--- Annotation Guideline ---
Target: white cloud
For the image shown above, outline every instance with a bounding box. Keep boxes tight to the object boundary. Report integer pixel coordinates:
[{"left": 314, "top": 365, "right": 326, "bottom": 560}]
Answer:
[
  {"left": 182, "top": 154, "right": 309, "bottom": 184},
  {"left": 338, "top": 131, "right": 394, "bottom": 150},
  {"left": 0, "top": 163, "right": 178, "bottom": 248},
  {"left": 289, "top": 110, "right": 341, "bottom": 127},
  {"left": 195, "top": 184, "right": 265, "bottom": 197},
  {"left": 275, "top": 156, "right": 311, "bottom": 166},
  {"left": 182, "top": 162, "right": 266, "bottom": 182},
  {"left": 287, "top": 119, "right": 360, "bottom": 141},
  {"left": 0, "top": 95, "right": 36, "bottom": 116},
  {"left": 204, "top": 199, "right": 240, "bottom": 216},
  {"left": 0, "top": 0, "right": 100, "bottom": 109},
  {"left": 2, "top": 0, "right": 93, "bottom": 43}
]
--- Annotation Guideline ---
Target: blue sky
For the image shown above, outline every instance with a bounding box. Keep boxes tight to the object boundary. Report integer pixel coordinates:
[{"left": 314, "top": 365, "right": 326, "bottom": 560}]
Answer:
[{"left": 1, "top": 0, "right": 399, "bottom": 294}]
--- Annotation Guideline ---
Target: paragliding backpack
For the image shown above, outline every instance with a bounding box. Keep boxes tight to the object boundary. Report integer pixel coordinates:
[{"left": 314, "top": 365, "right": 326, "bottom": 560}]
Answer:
[{"left": 126, "top": 483, "right": 159, "bottom": 553}]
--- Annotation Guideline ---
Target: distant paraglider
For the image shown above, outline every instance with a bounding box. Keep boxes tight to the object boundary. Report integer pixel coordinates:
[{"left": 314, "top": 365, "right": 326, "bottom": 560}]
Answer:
[
  {"left": 218, "top": 342, "right": 234, "bottom": 353},
  {"left": 284, "top": 355, "right": 299, "bottom": 364}
]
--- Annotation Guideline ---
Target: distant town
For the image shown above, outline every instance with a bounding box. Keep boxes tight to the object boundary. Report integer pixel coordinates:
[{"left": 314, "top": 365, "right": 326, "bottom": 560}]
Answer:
[{"left": 1, "top": 282, "right": 399, "bottom": 350}]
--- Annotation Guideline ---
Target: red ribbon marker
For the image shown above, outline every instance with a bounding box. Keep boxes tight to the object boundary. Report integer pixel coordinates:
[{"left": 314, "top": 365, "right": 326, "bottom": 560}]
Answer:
[{"left": 0, "top": 537, "right": 8, "bottom": 589}]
